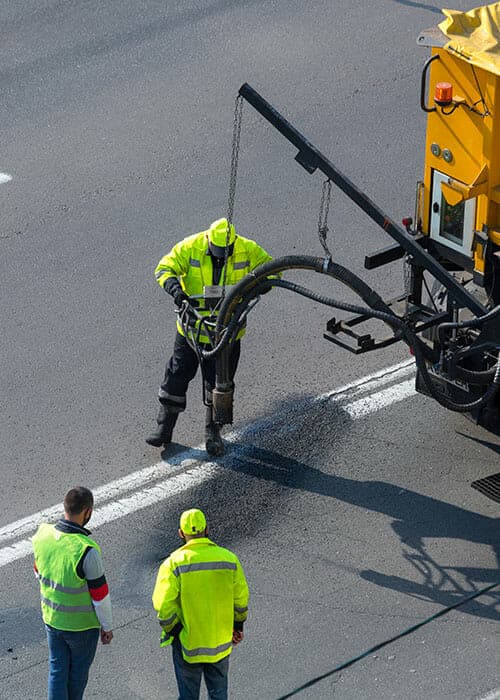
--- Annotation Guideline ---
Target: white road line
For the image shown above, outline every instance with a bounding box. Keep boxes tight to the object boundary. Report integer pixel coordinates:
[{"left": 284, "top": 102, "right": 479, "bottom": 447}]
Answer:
[
  {"left": 320, "top": 357, "right": 415, "bottom": 401},
  {"left": 0, "top": 454, "right": 204, "bottom": 546},
  {"left": 0, "top": 361, "right": 414, "bottom": 547},
  {"left": 477, "top": 690, "right": 500, "bottom": 700},
  {"left": 0, "top": 360, "right": 417, "bottom": 569},
  {"left": 0, "top": 465, "right": 220, "bottom": 569},
  {"left": 343, "top": 379, "right": 416, "bottom": 419},
  {"left": 0, "top": 172, "right": 12, "bottom": 184}
]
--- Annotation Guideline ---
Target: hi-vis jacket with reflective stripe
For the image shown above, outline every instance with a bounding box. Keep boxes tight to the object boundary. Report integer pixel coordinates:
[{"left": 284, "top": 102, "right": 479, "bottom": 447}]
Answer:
[
  {"left": 152, "top": 537, "right": 249, "bottom": 664},
  {"left": 154, "top": 230, "right": 273, "bottom": 344},
  {"left": 32, "top": 523, "right": 100, "bottom": 631}
]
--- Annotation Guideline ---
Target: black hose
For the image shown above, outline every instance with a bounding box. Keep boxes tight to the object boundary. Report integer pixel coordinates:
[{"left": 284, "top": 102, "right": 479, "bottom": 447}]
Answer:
[
  {"left": 456, "top": 365, "right": 497, "bottom": 385},
  {"left": 195, "top": 255, "right": 499, "bottom": 415},
  {"left": 270, "top": 279, "right": 500, "bottom": 413},
  {"left": 437, "top": 303, "right": 500, "bottom": 341},
  {"left": 272, "top": 279, "right": 403, "bottom": 328},
  {"left": 194, "top": 256, "right": 389, "bottom": 361},
  {"left": 217, "top": 256, "right": 394, "bottom": 331},
  {"left": 452, "top": 342, "right": 499, "bottom": 385},
  {"left": 438, "top": 304, "right": 500, "bottom": 385}
]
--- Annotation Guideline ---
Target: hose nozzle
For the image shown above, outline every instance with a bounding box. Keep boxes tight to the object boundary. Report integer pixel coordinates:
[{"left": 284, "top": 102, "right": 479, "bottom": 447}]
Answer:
[{"left": 212, "top": 385, "right": 234, "bottom": 425}]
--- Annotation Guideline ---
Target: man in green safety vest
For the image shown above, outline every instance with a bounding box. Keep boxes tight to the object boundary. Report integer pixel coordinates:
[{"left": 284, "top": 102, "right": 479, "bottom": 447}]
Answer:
[
  {"left": 32, "top": 487, "right": 113, "bottom": 700},
  {"left": 146, "top": 217, "right": 274, "bottom": 456},
  {"left": 152, "top": 508, "right": 249, "bottom": 700}
]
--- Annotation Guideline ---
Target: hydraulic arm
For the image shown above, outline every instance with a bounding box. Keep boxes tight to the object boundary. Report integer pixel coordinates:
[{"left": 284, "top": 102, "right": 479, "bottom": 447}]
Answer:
[{"left": 192, "top": 82, "right": 500, "bottom": 433}]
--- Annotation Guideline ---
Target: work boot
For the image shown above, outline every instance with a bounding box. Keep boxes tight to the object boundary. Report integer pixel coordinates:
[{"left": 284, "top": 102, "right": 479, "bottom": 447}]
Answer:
[
  {"left": 145, "top": 406, "right": 178, "bottom": 447},
  {"left": 205, "top": 422, "right": 225, "bottom": 457},
  {"left": 205, "top": 404, "right": 224, "bottom": 456}
]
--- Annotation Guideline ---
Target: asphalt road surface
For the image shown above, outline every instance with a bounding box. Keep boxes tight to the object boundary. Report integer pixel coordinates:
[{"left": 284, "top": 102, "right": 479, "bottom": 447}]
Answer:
[{"left": 1, "top": 1, "right": 499, "bottom": 699}]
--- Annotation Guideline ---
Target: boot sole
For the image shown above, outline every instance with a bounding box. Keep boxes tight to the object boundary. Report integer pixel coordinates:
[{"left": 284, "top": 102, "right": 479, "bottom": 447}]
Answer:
[
  {"left": 205, "top": 441, "right": 225, "bottom": 457},
  {"left": 145, "top": 436, "right": 172, "bottom": 447}
]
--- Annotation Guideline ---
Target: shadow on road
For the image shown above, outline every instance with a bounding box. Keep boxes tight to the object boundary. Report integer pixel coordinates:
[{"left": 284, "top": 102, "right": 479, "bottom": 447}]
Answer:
[
  {"left": 224, "top": 437, "right": 500, "bottom": 620},
  {"left": 389, "top": 0, "right": 443, "bottom": 14},
  {"left": 457, "top": 431, "right": 500, "bottom": 457}
]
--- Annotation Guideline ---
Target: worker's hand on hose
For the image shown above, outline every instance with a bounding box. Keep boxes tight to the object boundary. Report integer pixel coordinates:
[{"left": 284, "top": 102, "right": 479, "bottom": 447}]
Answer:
[
  {"left": 173, "top": 289, "right": 190, "bottom": 309},
  {"left": 174, "top": 294, "right": 198, "bottom": 323}
]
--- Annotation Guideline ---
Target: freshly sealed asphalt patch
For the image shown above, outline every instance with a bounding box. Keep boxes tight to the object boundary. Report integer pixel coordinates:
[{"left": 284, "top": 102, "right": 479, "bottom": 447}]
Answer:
[{"left": 471, "top": 472, "right": 500, "bottom": 504}]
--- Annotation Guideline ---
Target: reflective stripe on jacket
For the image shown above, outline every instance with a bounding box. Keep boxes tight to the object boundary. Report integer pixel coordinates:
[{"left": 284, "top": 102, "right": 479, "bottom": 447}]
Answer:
[
  {"left": 32, "top": 523, "right": 100, "bottom": 631},
  {"left": 154, "top": 230, "right": 273, "bottom": 344},
  {"left": 152, "top": 537, "right": 249, "bottom": 663}
]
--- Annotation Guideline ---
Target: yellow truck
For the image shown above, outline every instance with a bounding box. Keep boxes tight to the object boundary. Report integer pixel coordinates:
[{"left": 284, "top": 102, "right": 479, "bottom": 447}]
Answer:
[
  {"left": 417, "top": 4, "right": 500, "bottom": 295},
  {"left": 184, "top": 5, "right": 500, "bottom": 459}
]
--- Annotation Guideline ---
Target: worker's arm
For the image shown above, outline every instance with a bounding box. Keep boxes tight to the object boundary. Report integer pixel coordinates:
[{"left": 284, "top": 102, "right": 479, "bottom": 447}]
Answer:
[
  {"left": 80, "top": 547, "right": 113, "bottom": 639},
  {"left": 247, "top": 240, "right": 281, "bottom": 285},
  {"left": 251, "top": 242, "right": 273, "bottom": 268},
  {"left": 232, "top": 557, "right": 249, "bottom": 642},
  {"left": 154, "top": 239, "right": 189, "bottom": 290},
  {"left": 152, "top": 558, "right": 182, "bottom": 646}
]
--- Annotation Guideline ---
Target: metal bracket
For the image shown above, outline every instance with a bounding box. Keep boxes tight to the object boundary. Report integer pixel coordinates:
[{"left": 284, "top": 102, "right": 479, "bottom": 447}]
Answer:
[{"left": 323, "top": 295, "right": 447, "bottom": 355}]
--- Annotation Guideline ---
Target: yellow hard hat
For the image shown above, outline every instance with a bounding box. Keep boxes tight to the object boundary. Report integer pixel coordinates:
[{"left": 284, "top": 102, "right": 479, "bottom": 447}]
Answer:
[
  {"left": 208, "top": 218, "right": 236, "bottom": 256},
  {"left": 179, "top": 508, "right": 207, "bottom": 535}
]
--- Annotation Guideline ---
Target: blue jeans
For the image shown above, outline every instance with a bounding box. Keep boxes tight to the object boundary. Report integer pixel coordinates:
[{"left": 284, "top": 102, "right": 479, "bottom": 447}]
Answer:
[
  {"left": 172, "top": 638, "right": 229, "bottom": 700},
  {"left": 45, "top": 624, "right": 99, "bottom": 700}
]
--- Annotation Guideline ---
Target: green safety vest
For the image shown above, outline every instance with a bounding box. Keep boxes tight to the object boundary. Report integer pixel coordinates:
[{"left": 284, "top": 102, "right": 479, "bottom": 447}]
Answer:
[
  {"left": 152, "top": 537, "right": 249, "bottom": 664},
  {"left": 32, "top": 523, "right": 100, "bottom": 631},
  {"left": 155, "top": 231, "right": 273, "bottom": 344}
]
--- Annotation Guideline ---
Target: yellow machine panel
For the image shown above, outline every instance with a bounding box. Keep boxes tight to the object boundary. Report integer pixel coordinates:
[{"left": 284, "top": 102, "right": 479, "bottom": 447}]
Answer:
[{"left": 419, "top": 3, "right": 500, "bottom": 285}]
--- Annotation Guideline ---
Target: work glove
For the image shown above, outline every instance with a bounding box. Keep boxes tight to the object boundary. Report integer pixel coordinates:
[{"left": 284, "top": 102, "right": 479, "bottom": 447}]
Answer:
[
  {"left": 258, "top": 279, "right": 274, "bottom": 295},
  {"left": 173, "top": 290, "right": 197, "bottom": 322},
  {"left": 163, "top": 278, "right": 188, "bottom": 308},
  {"left": 173, "top": 289, "right": 190, "bottom": 308}
]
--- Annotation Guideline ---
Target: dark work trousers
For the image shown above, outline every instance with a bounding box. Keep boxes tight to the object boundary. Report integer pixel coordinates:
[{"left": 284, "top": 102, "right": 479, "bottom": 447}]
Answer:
[
  {"left": 158, "top": 332, "right": 241, "bottom": 413},
  {"left": 172, "top": 637, "right": 230, "bottom": 700}
]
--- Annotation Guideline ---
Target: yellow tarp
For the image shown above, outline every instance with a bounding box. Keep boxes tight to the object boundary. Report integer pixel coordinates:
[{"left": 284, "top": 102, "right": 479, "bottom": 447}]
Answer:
[{"left": 439, "top": 3, "right": 500, "bottom": 75}]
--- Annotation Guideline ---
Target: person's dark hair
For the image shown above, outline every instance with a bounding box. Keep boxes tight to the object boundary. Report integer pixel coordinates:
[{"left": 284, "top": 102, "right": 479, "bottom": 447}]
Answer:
[{"left": 63, "top": 487, "right": 94, "bottom": 515}]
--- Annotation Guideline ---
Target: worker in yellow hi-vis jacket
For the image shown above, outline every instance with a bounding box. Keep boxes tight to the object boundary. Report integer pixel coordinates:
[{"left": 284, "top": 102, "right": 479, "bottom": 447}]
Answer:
[
  {"left": 146, "top": 217, "right": 273, "bottom": 456},
  {"left": 152, "top": 508, "right": 249, "bottom": 700}
]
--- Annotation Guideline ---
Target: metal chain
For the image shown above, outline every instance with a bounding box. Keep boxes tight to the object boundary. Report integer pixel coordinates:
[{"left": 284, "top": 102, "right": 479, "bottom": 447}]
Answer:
[
  {"left": 226, "top": 94, "right": 243, "bottom": 231},
  {"left": 221, "top": 94, "right": 244, "bottom": 291},
  {"left": 318, "top": 178, "right": 333, "bottom": 263}
]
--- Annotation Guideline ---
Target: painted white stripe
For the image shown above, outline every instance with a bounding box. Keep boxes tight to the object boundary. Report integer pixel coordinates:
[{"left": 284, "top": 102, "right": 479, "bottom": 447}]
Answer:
[
  {"left": 90, "top": 464, "right": 218, "bottom": 528},
  {"left": 343, "top": 379, "right": 416, "bottom": 419},
  {"left": 0, "top": 172, "right": 12, "bottom": 184},
  {"left": 0, "top": 359, "right": 416, "bottom": 548},
  {"left": 477, "top": 690, "right": 500, "bottom": 700},
  {"left": 0, "top": 465, "right": 220, "bottom": 568},
  {"left": 0, "top": 360, "right": 417, "bottom": 569},
  {"left": 0, "top": 539, "right": 34, "bottom": 567},
  {"left": 322, "top": 358, "right": 415, "bottom": 402},
  {"left": 0, "top": 454, "right": 203, "bottom": 546}
]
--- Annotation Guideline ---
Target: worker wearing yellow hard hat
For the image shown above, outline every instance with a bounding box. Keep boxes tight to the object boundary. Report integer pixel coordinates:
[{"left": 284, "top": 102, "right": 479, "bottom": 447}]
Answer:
[
  {"left": 152, "top": 508, "right": 249, "bottom": 699},
  {"left": 146, "top": 218, "right": 274, "bottom": 456}
]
